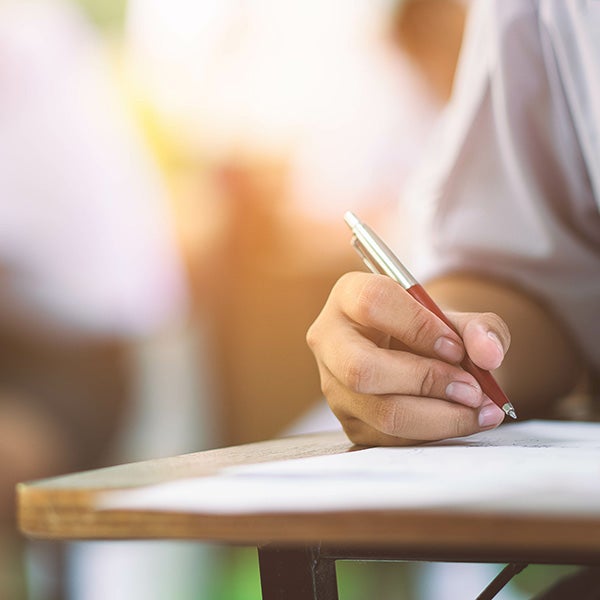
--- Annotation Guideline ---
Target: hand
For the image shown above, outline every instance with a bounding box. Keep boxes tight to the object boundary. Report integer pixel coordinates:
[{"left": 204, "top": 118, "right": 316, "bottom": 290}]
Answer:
[{"left": 306, "top": 272, "right": 510, "bottom": 446}]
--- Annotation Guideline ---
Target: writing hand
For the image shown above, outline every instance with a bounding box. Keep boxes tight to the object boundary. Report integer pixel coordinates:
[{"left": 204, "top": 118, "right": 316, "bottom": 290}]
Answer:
[{"left": 307, "top": 272, "right": 509, "bottom": 446}]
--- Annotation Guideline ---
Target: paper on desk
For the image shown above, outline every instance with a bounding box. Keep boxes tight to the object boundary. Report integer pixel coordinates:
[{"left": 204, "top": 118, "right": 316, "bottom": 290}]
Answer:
[{"left": 97, "top": 420, "right": 600, "bottom": 515}]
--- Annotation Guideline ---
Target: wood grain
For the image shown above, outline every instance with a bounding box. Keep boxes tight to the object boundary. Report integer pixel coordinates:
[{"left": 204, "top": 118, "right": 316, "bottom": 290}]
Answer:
[{"left": 17, "top": 431, "right": 600, "bottom": 564}]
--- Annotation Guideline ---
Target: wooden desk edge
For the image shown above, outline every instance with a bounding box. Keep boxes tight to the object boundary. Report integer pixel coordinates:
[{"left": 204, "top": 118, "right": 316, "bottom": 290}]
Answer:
[
  {"left": 18, "top": 431, "right": 354, "bottom": 538},
  {"left": 17, "top": 431, "right": 600, "bottom": 563}
]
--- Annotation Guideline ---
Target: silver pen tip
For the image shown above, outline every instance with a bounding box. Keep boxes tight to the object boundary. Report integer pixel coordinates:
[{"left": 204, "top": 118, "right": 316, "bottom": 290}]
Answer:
[
  {"left": 502, "top": 402, "right": 517, "bottom": 419},
  {"left": 344, "top": 211, "right": 360, "bottom": 229}
]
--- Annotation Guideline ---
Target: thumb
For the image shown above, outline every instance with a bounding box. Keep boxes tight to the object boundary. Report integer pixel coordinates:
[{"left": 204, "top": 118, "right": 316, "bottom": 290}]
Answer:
[{"left": 448, "top": 312, "right": 511, "bottom": 371}]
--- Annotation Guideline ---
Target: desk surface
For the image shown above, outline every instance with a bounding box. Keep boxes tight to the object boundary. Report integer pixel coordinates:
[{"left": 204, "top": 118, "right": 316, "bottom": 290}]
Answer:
[{"left": 18, "top": 431, "right": 600, "bottom": 565}]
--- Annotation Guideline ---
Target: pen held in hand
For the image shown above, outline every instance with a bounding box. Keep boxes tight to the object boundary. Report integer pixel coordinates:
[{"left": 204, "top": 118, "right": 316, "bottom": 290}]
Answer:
[{"left": 344, "top": 210, "right": 517, "bottom": 420}]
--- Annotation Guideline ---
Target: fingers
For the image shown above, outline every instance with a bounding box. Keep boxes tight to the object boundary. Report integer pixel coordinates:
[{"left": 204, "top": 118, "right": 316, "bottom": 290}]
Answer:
[
  {"left": 332, "top": 273, "right": 466, "bottom": 363},
  {"left": 449, "top": 312, "right": 511, "bottom": 371},
  {"left": 307, "top": 272, "right": 511, "bottom": 447},
  {"left": 342, "top": 400, "right": 505, "bottom": 447},
  {"left": 341, "top": 418, "right": 419, "bottom": 447},
  {"left": 325, "top": 372, "right": 504, "bottom": 445},
  {"left": 316, "top": 325, "right": 483, "bottom": 407}
]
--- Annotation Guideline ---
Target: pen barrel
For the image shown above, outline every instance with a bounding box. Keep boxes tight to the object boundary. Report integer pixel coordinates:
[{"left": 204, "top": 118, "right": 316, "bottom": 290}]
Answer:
[
  {"left": 406, "top": 284, "right": 510, "bottom": 409},
  {"left": 406, "top": 284, "right": 454, "bottom": 329},
  {"left": 459, "top": 354, "right": 511, "bottom": 408}
]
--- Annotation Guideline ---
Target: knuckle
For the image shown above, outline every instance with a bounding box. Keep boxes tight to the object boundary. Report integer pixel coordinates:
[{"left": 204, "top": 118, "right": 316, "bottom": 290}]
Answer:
[
  {"left": 353, "top": 276, "right": 392, "bottom": 325},
  {"left": 341, "top": 349, "right": 375, "bottom": 394},
  {"left": 335, "top": 271, "right": 357, "bottom": 289},
  {"left": 450, "top": 410, "right": 474, "bottom": 439},
  {"left": 378, "top": 402, "right": 408, "bottom": 437},
  {"left": 418, "top": 362, "right": 439, "bottom": 398},
  {"left": 305, "top": 321, "right": 319, "bottom": 351},
  {"left": 403, "top": 311, "right": 437, "bottom": 349}
]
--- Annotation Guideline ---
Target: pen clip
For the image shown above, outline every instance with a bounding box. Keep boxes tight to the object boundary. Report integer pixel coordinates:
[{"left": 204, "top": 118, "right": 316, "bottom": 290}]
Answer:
[{"left": 351, "top": 236, "right": 383, "bottom": 276}]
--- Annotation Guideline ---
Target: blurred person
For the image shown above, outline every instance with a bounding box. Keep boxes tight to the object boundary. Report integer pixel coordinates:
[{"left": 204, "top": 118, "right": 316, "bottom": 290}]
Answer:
[
  {"left": 307, "top": 0, "right": 600, "bottom": 597},
  {"left": 0, "top": 1, "right": 187, "bottom": 598}
]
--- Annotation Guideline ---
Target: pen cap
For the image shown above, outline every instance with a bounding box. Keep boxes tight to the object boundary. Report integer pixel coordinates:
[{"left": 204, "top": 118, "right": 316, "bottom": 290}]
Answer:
[{"left": 344, "top": 211, "right": 417, "bottom": 289}]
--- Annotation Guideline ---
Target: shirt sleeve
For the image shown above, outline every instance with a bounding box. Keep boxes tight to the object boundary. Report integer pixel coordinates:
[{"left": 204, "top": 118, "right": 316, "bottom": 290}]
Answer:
[{"left": 414, "top": 0, "right": 600, "bottom": 371}]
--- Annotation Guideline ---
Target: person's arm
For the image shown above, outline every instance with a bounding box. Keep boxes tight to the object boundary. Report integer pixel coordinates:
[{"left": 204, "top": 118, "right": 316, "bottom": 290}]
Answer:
[
  {"left": 426, "top": 273, "right": 583, "bottom": 419},
  {"left": 307, "top": 270, "right": 507, "bottom": 446},
  {"left": 307, "top": 269, "right": 582, "bottom": 447},
  {"left": 308, "top": 2, "right": 598, "bottom": 446}
]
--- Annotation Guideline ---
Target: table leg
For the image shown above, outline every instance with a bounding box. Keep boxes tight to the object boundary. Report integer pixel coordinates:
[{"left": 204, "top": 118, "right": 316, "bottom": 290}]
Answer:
[{"left": 258, "top": 544, "right": 339, "bottom": 600}]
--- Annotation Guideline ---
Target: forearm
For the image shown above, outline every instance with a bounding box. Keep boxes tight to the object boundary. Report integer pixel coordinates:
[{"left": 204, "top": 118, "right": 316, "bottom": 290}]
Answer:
[{"left": 426, "top": 273, "right": 583, "bottom": 418}]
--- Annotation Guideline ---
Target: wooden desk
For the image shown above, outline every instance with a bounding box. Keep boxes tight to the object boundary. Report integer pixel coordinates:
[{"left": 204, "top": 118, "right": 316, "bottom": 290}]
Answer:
[{"left": 17, "top": 431, "right": 600, "bottom": 600}]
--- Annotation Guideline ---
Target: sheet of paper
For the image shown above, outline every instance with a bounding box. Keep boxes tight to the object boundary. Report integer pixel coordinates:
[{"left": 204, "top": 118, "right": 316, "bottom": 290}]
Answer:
[{"left": 98, "top": 420, "right": 600, "bottom": 515}]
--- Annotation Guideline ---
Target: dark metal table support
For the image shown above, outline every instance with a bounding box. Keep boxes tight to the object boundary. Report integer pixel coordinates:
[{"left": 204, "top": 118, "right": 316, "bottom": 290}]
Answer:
[
  {"left": 475, "top": 563, "right": 528, "bottom": 600},
  {"left": 257, "top": 542, "right": 600, "bottom": 600},
  {"left": 258, "top": 544, "right": 339, "bottom": 600}
]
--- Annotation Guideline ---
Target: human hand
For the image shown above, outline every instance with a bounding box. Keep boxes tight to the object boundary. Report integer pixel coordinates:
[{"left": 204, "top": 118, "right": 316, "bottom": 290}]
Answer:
[{"left": 306, "top": 272, "right": 510, "bottom": 446}]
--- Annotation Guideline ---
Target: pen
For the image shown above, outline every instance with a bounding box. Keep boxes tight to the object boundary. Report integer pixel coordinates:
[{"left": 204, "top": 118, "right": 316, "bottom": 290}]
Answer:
[{"left": 344, "top": 210, "right": 517, "bottom": 420}]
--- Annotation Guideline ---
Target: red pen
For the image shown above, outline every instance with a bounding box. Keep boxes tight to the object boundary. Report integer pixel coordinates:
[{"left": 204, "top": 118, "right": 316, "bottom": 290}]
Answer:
[{"left": 344, "top": 211, "right": 517, "bottom": 419}]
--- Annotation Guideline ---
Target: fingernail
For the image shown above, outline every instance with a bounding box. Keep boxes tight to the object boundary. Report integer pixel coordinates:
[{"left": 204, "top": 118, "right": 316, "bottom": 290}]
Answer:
[
  {"left": 446, "top": 381, "right": 482, "bottom": 407},
  {"left": 478, "top": 404, "right": 504, "bottom": 428},
  {"left": 434, "top": 336, "right": 464, "bottom": 363},
  {"left": 486, "top": 330, "right": 505, "bottom": 369}
]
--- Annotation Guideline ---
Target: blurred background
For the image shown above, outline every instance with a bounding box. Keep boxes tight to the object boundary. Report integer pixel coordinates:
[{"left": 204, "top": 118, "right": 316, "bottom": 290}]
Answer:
[{"left": 2, "top": 0, "right": 571, "bottom": 598}]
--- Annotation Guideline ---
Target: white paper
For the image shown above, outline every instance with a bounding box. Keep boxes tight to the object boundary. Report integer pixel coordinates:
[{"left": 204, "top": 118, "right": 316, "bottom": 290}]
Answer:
[{"left": 97, "top": 421, "right": 600, "bottom": 515}]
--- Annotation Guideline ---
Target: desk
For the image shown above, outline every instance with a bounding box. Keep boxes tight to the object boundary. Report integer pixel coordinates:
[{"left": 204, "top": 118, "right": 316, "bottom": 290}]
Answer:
[{"left": 17, "top": 430, "right": 600, "bottom": 599}]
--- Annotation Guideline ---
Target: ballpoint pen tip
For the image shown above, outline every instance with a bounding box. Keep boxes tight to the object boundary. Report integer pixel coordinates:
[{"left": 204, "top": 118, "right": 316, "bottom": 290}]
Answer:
[{"left": 502, "top": 402, "right": 517, "bottom": 420}]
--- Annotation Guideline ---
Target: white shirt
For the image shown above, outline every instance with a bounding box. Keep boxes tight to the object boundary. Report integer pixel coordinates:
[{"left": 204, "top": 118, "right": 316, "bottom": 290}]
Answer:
[{"left": 416, "top": 0, "right": 600, "bottom": 371}]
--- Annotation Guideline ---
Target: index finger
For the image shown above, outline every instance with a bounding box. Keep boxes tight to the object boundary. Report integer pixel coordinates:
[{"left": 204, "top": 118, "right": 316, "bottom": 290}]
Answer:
[{"left": 333, "top": 272, "right": 466, "bottom": 363}]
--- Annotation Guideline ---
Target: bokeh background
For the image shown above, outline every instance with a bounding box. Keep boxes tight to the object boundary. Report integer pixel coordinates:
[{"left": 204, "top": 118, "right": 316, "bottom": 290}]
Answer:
[{"left": 1, "top": 0, "right": 575, "bottom": 598}]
